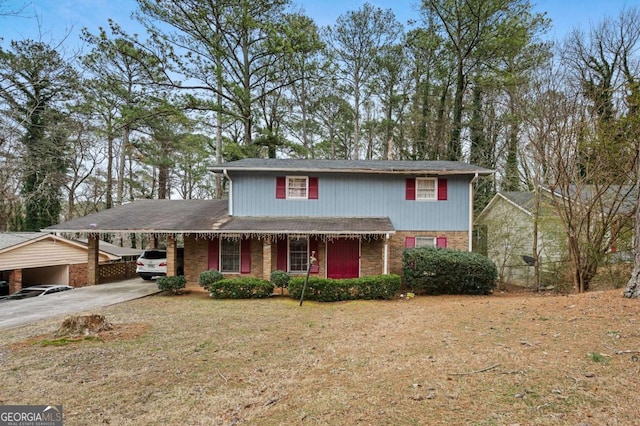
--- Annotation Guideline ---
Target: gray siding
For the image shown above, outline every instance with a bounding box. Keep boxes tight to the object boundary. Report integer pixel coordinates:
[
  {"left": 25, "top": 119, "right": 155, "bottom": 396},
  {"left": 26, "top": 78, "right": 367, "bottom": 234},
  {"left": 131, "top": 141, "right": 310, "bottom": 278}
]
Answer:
[{"left": 229, "top": 172, "right": 471, "bottom": 231}]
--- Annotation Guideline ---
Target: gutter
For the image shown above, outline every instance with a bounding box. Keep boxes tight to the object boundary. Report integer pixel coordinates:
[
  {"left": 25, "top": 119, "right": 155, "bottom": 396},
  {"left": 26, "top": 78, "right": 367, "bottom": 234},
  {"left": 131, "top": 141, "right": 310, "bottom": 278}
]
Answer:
[
  {"left": 223, "top": 168, "right": 233, "bottom": 216},
  {"left": 469, "top": 173, "right": 479, "bottom": 251}
]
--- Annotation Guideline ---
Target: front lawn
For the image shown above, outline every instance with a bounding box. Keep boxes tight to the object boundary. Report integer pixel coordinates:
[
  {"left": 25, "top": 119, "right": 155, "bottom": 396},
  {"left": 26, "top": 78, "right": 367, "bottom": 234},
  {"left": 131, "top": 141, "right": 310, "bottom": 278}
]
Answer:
[{"left": 1, "top": 287, "right": 638, "bottom": 425}]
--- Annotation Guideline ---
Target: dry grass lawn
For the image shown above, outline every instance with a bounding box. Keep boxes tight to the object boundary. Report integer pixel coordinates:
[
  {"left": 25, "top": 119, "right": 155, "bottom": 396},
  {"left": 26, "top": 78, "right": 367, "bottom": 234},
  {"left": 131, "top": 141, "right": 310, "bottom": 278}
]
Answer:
[{"left": 1, "top": 285, "right": 639, "bottom": 425}]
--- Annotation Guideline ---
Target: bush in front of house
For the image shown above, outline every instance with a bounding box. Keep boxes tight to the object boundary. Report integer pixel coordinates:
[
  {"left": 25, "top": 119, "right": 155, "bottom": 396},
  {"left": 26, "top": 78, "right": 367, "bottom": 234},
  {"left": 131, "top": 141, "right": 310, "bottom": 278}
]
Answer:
[
  {"left": 198, "top": 269, "right": 223, "bottom": 291},
  {"left": 403, "top": 247, "right": 497, "bottom": 295},
  {"left": 156, "top": 275, "right": 186, "bottom": 295},
  {"left": 288, "top": 274, "right": 401, "bottom": 302},
  {"left": 208, "top": 278, "right": 274, "bottom": 299},
  {"left": 270, "top": 270, "right": 291, "bottom": 295}
]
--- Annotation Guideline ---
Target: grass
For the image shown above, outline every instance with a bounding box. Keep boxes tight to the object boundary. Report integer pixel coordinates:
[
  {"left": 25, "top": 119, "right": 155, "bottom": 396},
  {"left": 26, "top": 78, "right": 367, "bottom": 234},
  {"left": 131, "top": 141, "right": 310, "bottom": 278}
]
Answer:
[{"left": 1, "top": 286, "right": 639, "bottom": 425}]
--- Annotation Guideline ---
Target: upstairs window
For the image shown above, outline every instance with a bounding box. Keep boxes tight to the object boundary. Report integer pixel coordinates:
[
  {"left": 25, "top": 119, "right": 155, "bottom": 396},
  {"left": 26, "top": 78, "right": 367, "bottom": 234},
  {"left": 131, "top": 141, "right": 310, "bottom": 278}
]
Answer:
[
  {"left": 406, "top": 177, "right": 447, "bottom": 201},
  {"left": 276, "top": 176, "right": 319, "bottom": 200},
  {"left": 287, "top": 176, "right": 308, "bottom": 199},
  {"left": 416, "top": 178, "right": 437, "bottom": 200}
]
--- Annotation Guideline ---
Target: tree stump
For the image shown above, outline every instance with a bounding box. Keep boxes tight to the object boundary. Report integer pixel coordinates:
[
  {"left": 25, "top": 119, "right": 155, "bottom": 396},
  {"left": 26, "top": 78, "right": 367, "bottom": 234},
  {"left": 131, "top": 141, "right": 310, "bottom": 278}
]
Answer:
[{"left": 55, "top": 314, "right": 113, "bottom": 337}]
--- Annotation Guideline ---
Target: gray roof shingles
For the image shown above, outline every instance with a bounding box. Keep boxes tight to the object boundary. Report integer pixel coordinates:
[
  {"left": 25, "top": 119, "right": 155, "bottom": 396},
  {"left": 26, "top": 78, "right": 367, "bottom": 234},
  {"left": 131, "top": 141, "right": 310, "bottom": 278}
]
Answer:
[
  {"left": 45, "top": 199, "right": 394, "bottom": 235},
  {"left": 211, "top": 158, "right": 493, "bottom": 175}
]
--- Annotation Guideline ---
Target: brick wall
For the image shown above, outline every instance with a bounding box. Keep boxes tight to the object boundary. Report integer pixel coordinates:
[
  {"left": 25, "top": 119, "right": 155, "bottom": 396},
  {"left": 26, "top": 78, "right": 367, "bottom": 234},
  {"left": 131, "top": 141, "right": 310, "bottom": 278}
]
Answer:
[
  {"left": 185, "top": 235, "right": 208, "bottom": 284},
  {"left": 361, "top": 238, "right": 385, "bottom": 276},
  {"left": 69, "top": 263, "right": 88, "bottom": 287}
]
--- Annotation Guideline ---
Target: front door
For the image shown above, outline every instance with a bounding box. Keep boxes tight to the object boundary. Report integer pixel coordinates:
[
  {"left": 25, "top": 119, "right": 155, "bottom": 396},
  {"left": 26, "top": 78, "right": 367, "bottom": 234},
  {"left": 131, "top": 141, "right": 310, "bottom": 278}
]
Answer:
[{"left": 327, "top": 239, "right": 360, "bottom": 279}]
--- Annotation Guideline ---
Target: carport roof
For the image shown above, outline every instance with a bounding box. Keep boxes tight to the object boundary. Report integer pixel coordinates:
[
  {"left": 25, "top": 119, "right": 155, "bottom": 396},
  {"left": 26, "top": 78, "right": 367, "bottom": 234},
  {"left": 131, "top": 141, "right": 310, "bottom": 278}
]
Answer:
[
  {"left": 44, "top": 199, "right": 395, "bottom": 237},
  {"left": 45, "top": 200, "right": 229, "bottom": 234}
]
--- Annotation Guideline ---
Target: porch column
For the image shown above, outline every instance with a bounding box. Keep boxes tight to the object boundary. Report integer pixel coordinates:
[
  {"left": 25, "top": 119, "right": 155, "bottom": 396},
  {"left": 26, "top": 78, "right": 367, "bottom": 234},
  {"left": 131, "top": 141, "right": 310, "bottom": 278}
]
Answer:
[
  {"left": 87, "top": 233, "right": 99, "bottom": 286},
  {"left": 262, "top": 238, "right": 272, "bottom": 280},
  {"left": 383, "top": 233, "right": 389, "bottom": 275},
  {"left": 166, "top": 235, "right": 176, "bottom": 277}
]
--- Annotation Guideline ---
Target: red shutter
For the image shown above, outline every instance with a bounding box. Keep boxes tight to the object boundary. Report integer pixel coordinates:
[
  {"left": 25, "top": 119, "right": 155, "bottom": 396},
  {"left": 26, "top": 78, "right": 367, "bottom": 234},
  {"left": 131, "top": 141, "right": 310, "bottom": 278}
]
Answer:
[
  {"left": 240, "top": 239, "right": 251, "bottom": 273},
  {"left": 277, "top": 239, "right": 288, "bottom": 271},
  {"left": 308, "top": 177, "right": 319, "bottom": 199},
  {"left": 208, "top": 237, "right": 219, "bottom": 270},
  {"left": 276, "top": 176, "right": 286, "bottom": 199},
  {"left": 437, "top": 178, "right": 448, "bottom": 200},
  {"left": 406, "top": 178, "right": 416, "bottom": 200},
  {"left": 309, "top": 238, "right": 319, "bottom": 273},
  {"left": 436, "top": 237, "right": 447, "bottom": 248},
  {"left": 405, "top": 237, "right": 416, "bottom": 248}
]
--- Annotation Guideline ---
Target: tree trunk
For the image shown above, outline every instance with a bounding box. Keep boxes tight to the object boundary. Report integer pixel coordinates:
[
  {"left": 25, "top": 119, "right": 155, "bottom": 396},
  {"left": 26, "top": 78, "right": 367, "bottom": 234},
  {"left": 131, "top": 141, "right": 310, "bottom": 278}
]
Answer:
[{"left": 625, "top": 143, "right": 640, "bottom": 298}]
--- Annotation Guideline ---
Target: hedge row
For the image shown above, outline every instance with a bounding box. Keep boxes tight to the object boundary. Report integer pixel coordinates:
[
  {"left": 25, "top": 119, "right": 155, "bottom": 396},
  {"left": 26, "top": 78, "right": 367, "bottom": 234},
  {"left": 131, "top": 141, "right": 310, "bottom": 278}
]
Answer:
[
  {"left": 288, "top": 274, "right": 401, "bottom": 302},
  {"left": 208, "top": 277, "right": 274, "bottom": 299},
  {"left": 403, "top": 247, "right": 497, "bottom": 295}
]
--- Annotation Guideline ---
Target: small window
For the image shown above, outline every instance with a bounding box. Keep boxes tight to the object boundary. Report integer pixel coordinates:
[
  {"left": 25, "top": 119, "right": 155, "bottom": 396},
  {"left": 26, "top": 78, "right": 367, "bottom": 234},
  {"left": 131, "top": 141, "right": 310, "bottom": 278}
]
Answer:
[
  {"left": 220, "top": 239, "right": 240, "bottom": 273},
  {"left": 289, "top": 237, "right": 308, "bottom": 273},
  {"left": 416, "top": 178, "right": 437, "bottom": 200},
  {"left": 287, "top": 176, "right": 308, "bottom": 199},
  {"left": 415, "top": 237, "right": 436, "bottom": 248}
]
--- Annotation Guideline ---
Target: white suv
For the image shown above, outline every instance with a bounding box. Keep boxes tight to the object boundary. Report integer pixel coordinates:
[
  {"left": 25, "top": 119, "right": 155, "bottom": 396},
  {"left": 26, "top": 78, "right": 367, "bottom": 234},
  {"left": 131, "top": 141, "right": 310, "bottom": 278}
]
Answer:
[{"left": 136, "top": 248, "right": 184, "bottom": 280}]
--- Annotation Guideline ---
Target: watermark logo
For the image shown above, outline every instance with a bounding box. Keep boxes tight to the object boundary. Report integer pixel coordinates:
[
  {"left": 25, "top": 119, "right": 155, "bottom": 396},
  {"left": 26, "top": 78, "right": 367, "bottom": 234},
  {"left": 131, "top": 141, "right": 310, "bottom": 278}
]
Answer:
[{"left": 0, "top": 405, "right": 63, "bottom": 426}]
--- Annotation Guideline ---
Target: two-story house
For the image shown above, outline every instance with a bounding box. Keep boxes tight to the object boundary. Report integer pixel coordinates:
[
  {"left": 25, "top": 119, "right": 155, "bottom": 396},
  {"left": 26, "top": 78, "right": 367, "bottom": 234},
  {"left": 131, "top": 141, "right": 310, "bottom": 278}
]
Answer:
[{"left": 45, "top": 159, "right": 492, "bottom": 285}]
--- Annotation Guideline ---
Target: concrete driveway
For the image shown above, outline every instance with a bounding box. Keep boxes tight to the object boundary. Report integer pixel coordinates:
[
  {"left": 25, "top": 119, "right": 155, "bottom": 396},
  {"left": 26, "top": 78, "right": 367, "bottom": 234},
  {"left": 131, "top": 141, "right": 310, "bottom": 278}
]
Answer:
[{"left": 0, "top": 278, "right": 161, "bottom": 331}]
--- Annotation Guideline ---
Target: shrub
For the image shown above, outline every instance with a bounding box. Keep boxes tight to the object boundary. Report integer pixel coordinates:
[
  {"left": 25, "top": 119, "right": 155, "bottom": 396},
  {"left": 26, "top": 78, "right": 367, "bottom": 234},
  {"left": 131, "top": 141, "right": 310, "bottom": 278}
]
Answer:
[
  {"left": 403, "top": 247, "right": 497, "bottom": 295},
  {"left": 270, "top": 270, "right": 291, "bottom": 295},
  {"left": 209, "top": 278, "right": 274, "bottom": 299},
  {"left": 156, "top": 275, "right": 187, "bottom": 295},
  {"left": 198, "top": 269, "right": 223, "bottom": 291},
  {"left": 288, "top": 275, "right": 401, "bottom": 302}
]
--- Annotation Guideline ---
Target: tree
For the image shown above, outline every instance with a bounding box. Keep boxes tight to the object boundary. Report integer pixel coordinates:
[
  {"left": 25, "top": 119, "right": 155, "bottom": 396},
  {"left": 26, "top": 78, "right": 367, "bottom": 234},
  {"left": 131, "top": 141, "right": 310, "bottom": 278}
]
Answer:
[
  {"left": 0, "top": 40, "right": 79, "bottom": 230},
  {"left": 324, "top": 2, "right": 402, "bottom": 159}
]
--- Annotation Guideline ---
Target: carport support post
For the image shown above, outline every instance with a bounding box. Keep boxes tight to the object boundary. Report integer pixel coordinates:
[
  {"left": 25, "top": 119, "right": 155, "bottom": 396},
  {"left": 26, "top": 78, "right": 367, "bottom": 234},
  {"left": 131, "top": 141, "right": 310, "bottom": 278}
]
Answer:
[
  {"left": 166, "top": 235, "right": 177, "bottom": 277},
  {"left": 87, "top": 233, "right": 100, "bottom": 286}
]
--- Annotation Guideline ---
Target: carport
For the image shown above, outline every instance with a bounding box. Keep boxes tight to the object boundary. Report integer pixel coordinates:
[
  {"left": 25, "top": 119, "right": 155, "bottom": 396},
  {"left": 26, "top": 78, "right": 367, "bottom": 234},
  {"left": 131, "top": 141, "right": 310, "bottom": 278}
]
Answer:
[
  {"left": 44, "top": 199, "right": 230, "bottom": 286},
  {"left": 0, "top": 232, "right": 118, "bottom": 294}
]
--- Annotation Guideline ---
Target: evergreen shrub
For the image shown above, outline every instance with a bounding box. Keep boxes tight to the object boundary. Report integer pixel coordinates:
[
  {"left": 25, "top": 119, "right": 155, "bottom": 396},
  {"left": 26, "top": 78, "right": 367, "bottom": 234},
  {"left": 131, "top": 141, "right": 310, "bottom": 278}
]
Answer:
[
  {"left": 288, "top": 274, "right": 400, "bottom": 302},
  {"left": 403, "top": 247, "right": 497, "bottom": 295},
  {"left": 209, "top": 278, "right": 274, "bottom": 299}
]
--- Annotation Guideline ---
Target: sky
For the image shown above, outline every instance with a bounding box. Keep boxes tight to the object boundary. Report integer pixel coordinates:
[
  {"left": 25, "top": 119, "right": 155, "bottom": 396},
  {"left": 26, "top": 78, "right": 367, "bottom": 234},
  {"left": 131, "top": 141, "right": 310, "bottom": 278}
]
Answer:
[{"left": 1, "top": 0, "right": 638, "bottom": 51}]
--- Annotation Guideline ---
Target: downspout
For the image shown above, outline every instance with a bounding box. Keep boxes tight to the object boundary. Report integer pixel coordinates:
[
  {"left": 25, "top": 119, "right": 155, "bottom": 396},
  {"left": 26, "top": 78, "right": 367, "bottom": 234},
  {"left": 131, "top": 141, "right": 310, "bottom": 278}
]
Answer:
[
  {"left": 383, "top": 233, "right": 389, "bottom": 275},
  {"left": 469, "top": 173, "right": 479, "bottom": 251},
  {"left": 223, "top": 169, "right": 233, "bottom": 216}
]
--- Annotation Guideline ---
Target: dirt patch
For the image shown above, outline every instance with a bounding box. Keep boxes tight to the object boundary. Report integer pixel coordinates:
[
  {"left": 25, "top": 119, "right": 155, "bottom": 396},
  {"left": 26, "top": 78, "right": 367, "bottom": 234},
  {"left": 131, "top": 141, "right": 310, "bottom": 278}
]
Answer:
[{"left": 1, "top": 289, "right": 639, "bottom": 425}]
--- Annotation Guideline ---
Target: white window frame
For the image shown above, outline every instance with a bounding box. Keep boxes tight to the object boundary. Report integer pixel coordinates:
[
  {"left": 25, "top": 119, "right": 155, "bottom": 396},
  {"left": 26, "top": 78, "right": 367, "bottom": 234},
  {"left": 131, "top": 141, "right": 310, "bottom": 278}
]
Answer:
[
  {"left": 415, "top": 237, "right": 436, "bottom": 248},
  {"left": 288, "top": 237, "right": 309, "bottom": 273},
  {"left": 416, "top": 177, "right": 437, "bottom": 201},
  {"left": 220, "top": 238, "right": 241, "bottom": 273},
  {"left": 286, "top": 176, "right": 309, "bottom": 199}
]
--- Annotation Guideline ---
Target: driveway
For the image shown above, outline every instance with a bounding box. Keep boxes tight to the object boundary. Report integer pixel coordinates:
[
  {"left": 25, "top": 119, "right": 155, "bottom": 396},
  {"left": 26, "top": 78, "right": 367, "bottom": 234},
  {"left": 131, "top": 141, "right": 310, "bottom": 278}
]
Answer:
[{"left": 0, "top": 278, "right": 161, "bottom": 331}]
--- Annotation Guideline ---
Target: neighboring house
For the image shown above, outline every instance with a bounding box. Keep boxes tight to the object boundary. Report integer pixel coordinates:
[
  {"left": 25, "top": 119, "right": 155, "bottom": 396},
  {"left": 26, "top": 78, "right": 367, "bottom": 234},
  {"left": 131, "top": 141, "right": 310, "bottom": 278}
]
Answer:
[
  {"left": 476, "top": 189, "right": 634, "bottom": 286},
  {"left": 45, "top": 159, "right": 493, "bottom": 284},
  {"left": 0, "top": 232, "right": 119, "bottom": 294}
]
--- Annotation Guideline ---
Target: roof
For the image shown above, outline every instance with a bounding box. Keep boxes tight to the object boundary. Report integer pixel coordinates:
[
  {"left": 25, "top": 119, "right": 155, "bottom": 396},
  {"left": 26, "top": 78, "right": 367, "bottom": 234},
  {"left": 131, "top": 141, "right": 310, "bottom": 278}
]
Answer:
[
  {"left": 0, "top": 232, "right": 49, "bottom": 251},
  {"left": 44, "top": 199, "right": 394, "bottom": 237},
  {"left": 217, "top": 216, "right": 395, "bottom": 237},
  {"left": 45, "top": 199, "right": 229, "bottom": 233},
  {"left": 211, "top": 158, "right": 494, "bottom": 176},
  {"left": 75, "top": 239, "right": 142, "bottom": 257},
  {"left": 0, "top": 232, "right": 119, "bottom": 261}
]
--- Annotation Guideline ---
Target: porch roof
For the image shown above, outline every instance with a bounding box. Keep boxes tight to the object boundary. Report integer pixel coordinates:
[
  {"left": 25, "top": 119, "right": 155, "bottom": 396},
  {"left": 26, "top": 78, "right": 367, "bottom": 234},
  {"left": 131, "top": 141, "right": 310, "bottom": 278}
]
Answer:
[
  {"left": 43, "top": 199, "right": 395, "bottom": 237},
  {"left": 216, "top": 216, "right": 395, "bottom": 237}
]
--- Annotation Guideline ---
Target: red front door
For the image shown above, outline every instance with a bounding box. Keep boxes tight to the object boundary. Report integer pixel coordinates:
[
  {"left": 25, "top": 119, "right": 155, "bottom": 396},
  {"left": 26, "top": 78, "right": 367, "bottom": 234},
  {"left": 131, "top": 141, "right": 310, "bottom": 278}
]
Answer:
[{"left": 327, "top": 239, "right": 360, "bottom": 279}]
